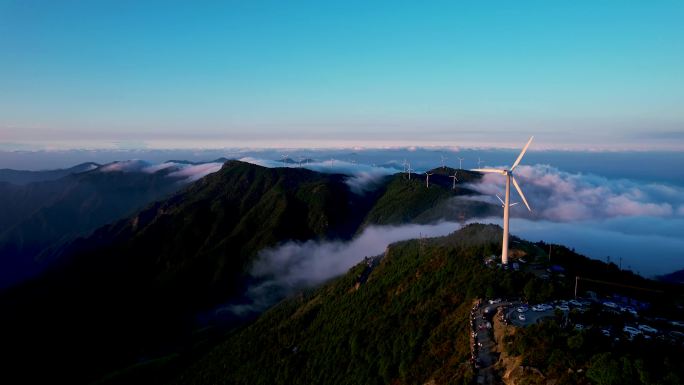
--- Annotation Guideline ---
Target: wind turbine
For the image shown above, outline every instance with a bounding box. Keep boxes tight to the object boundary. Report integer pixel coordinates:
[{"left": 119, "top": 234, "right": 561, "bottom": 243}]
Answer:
[
  {"left": 440, "top": 155, "right": 447, "bottom": 169},
  {"left": 406, "top": 163, "right": 414, "bottom": 180},
  {"left": 477, "top": 157, "right": 485, "bottom": 168},
  {"left": 449, "top": 171, "right": 459, "bottom": 189},
  {"left": 425, "top": 172, "right": 434, "bottom": 188},
  {"left": 457, "top": 157, "right": 464, "bottom": 169},
  {"left": 496, "top": 194, "right": 519, "bottom": 208},
  {"left": 330, "top": 157, "right": 335, "bottom": 167},
  {"left": 281, "top": 154, "right": 290, "bottom": 164},
  {"left": 472, "top": 136, "right": 534, "bottom": 265}
]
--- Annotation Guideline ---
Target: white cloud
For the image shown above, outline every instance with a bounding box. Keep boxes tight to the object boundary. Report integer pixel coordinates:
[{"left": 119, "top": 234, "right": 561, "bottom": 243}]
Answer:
[
  {"left": 99, "top": 160, "right": 223, "bottom": 183},
  {"left": 99, "top": 159, "right": 149, "bottom": 172},
  {"left": 238, "top": 157, "right": 397, "bottom": 194},
  {"left": 167, "top": 162, "right": 223, "bottom": 182},
  {"left": 225, "top": 221, "right": 461, "bottom": 315},
  {"left": 467, "top": 164, "right": 684, "bottom": 221}
]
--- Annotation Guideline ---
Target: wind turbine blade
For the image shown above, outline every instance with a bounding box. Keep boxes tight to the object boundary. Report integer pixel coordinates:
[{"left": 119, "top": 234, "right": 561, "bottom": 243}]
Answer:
[
  {"left": 472, "top": 168, "right": 506, "bottom": 175},
  {"left": 511, "top": 176, "right": 532, "bottom": 211},
  {"left": 496, "top": 194, "right": 504, "bottom": 205},
  {"left": 510, "top": 202, "right": 520, "bottom": 207},
  {"left": 511, "top": 136, "right": 534, "bottom": 171}
]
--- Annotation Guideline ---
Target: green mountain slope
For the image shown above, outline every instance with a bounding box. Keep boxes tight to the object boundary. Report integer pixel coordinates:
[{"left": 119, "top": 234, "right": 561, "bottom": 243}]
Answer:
[
  {"left": 167, "top": 224, "right": 503, "bottom": 385},
  {"left": 363, "top": 168, "right": 495, "bottom": 225},
  {"left": 0, "top": 161, "right": 376, "bottom": 384},
  {"left": 0, "top": 161, "right": 499, "bottom": 384}
]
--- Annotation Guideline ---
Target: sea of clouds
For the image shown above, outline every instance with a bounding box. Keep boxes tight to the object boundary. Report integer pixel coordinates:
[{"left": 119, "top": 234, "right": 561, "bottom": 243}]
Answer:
[{"left": 99, "top": 159, "right": 224, "bottom": 183}]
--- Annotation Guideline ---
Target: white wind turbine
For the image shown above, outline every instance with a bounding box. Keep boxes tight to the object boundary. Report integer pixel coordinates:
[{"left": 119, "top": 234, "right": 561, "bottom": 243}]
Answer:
[
  {"left": 425, "top": 172, "right": 434, "bottom": 188},
  {"left": 457, "top": 157, "right": 464, "bottom": 169},
  {"left": 496, "top": 194, "right": 519, "bottom": 208},
  {"left": 449, "top": 171, "right": 459, "bottom": 189},
  {"left": 472, "top": 136, "right": 534, "bottom": 265},
  {"left": 440, "top": 155, "right": 447, "bottom": 169},
  {"left": 477, "top": 157, "right": 485, "bottom": 168},
  {"left": 406, "top": 163, "right": 414, "bottom": 180}
]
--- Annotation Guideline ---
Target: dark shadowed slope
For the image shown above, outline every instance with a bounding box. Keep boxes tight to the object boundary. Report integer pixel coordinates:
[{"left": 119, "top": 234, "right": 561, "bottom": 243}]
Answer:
[
  {"left": 0, "top": 162, "right": 99, "bottom": 185},
  {"left": 0, "top": 167, "right": 186, "bottom": 288},
  {"left": 0, "top": 161, "right": 375, "bottom": 384}
]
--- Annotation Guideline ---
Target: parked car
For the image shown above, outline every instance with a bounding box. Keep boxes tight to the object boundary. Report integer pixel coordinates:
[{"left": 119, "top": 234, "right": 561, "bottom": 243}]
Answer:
[
  {"left": 602, "top": 301, "right": 619, "bottom": 309},
  {"left": 569, "top": 299, "right": 582, "bottom": 307},
  {"left": 517, "top": 306, "right": 528, "bottom": 313},
  {"left": 574, "top": 324, "right": 584, "bottom": 330},
  {"left": 556, "top": 305, "right": 570, "bottom": 311},
  {"left": 518, "top": 314, "right": 526, "bottom": 321},
  {"left": 623, "top": 326, "right": 642, "bottom": 337}
]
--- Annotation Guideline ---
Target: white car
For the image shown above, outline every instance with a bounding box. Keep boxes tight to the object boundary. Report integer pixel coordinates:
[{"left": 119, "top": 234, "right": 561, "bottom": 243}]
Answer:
[
  {"left": 623, "top": 326, "right": 642, "bottom": 335},
  {"left": 517, "top": 306, "right": 528, "bottom": 313},
  {"left": 489, "top": 299, "right": 502, "bottom": 305},
  {"left": 601, "top": 329, "right": 611, "bottom": 336},
  {"left": 569, "top": 300, "right": 582, "bottom": 307},
  {"left": 556, "top": 305, "right": 570, "bottom": 311},
  {"left": 602, "top": 301, "right": 618, "bottom": 309},
  {"left": 542, "top": 304, "right": 554, "bottom": 311},
  {"left": 518, "top": 314, "right": 526, "bottom": 321},
  {"left": 638, "top": 324, "right": 658, "bottom": 334}
]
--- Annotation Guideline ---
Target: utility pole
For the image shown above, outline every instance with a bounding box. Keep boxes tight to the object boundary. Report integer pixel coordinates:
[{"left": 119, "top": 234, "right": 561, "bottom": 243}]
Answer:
[{"left": 574, "top": 276, "right": 579, "bottom": 298}]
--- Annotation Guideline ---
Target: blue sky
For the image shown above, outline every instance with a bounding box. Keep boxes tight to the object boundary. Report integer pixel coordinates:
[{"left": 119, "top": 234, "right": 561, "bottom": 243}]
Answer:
[{"left": 1, "top": 1, "right": 683, "bottom": 150}]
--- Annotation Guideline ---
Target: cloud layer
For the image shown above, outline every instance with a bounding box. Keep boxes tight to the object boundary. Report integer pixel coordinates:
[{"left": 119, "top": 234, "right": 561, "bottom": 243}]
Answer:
[
  {"left": 99, "top": 160, "right": 224, "bottom": 183},
  {"left": 467, "top": 164, "right": 684, "bottom": 221},
  {"left": 226, "top": 221, "right": 461, "bottom": 315},
  {"left": 238, "top": 157, "right": 397, "bottom": 194}
]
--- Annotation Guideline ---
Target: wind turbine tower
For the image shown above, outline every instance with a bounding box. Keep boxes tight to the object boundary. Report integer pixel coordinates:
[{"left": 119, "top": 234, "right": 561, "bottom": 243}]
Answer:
[
  {"left": 457, "top": 157, "right": 464, "bottom": 169},
  {"left": 406, "top": 163, "right": 414, "bottom": 180},
  {"left": 449, "top": 172, "right": 458, "bottom": 189},
  {"left": 440, "top": 155, "right": 447, "bottom": 169},
  {"left": 473, "top": 136, "right": 534, "bottom": 265},
  {"left": 425, "top": 172, "right": 434, "bottom": 188},
  {"left": 477, "top": 157, "right": 485, "bottom": 168}
]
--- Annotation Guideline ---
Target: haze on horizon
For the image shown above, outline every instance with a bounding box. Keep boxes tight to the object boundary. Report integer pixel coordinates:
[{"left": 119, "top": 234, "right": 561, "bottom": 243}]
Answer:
[{"left": 1, "top": 1, "right": 683, "bottom": 151}]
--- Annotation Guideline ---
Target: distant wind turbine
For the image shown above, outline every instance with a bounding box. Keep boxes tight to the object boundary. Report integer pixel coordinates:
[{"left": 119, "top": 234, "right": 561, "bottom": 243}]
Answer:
[
  {"left": 406, "top": 163, "right": 414, "bottom": 180},
  {"left": 496, "top": 194, "right": 519, "bottom": 208},
  {"left": 472, "top": 136, "right": 534, "bottom": 265},
  {"left": 457, "top": 157, "right": 464, "bottom": 169},
  {"left": 449, "top": 172, "right": 459, "bottom": 189},
  {"left": 477, "top": 157, "right": 485, "bottom": 168},
  {"left": 330, "top": 158, "right": 335, "bottom": 167},
  {"left": 440, "top": 155, "right": 447, "bottom": 169},
  {"left": 425, "top": 172, "right": 434, "bottom": 188}
]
